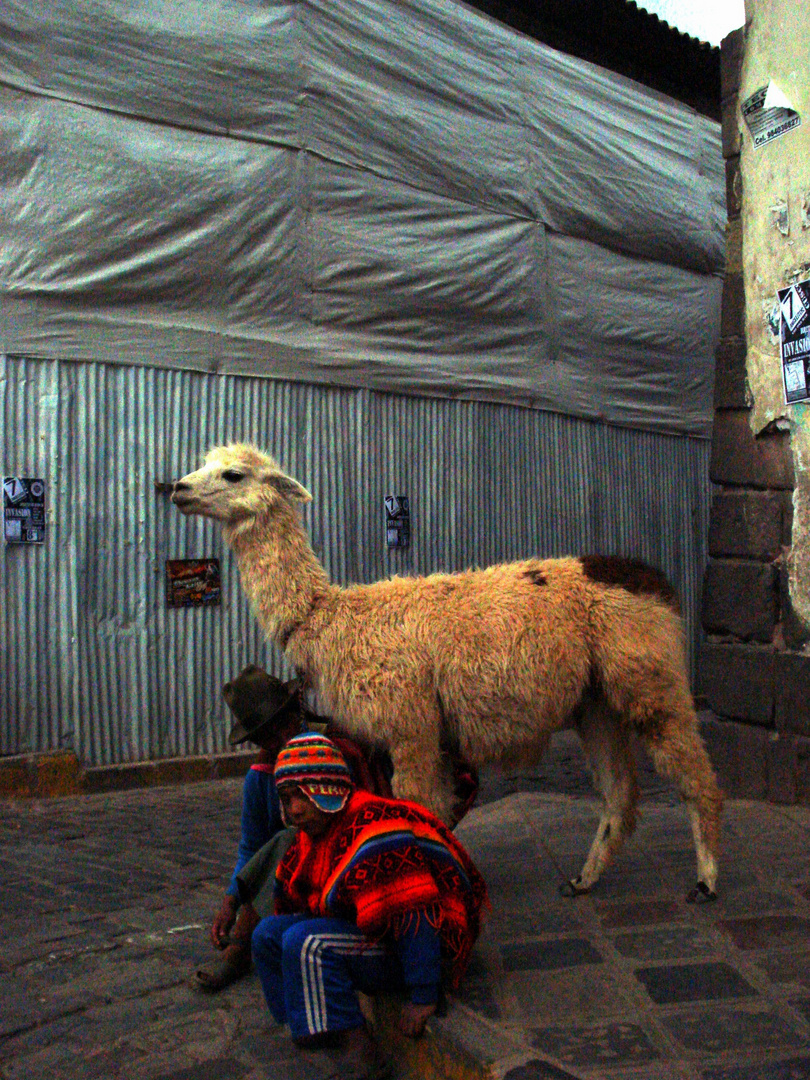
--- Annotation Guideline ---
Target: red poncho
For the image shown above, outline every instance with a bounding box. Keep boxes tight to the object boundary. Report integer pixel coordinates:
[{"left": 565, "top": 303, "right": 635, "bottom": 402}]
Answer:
[{"left": 275, "top": 790, "right": 488, "bottom": 988}]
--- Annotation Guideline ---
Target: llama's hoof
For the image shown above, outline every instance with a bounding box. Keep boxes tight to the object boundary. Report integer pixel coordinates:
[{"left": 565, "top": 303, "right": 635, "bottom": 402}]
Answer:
[
  {"left": 686, "top": 881, "right": 717, "bottom": 904},
  {"left": 559, "top": 877, "right": 589, "bottom": 898}
]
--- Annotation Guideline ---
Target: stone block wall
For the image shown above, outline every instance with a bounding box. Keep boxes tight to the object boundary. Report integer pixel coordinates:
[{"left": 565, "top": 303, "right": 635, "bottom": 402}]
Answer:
[{"left": 698, "top": 28, "right": 810, "bottom": 805}]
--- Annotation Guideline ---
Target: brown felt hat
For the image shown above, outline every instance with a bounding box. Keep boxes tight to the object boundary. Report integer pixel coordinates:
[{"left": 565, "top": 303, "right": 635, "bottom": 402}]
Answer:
[{"left": 223, "top": 665, "right": 301, "bottom": 746}]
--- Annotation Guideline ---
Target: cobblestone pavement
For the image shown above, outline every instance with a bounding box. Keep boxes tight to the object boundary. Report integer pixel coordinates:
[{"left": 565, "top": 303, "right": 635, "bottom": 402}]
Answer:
[{"left": 1, "top": 732, "right": 809, "bottom": 1080}]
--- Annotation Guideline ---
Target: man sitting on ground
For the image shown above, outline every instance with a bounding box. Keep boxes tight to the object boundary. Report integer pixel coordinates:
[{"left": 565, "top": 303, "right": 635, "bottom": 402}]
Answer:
[{"left": 252, "top": 733, "right": 488, "bottom": 1080}]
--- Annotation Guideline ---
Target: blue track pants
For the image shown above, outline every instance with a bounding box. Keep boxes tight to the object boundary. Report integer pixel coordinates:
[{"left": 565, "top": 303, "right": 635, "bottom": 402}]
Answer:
[{"left": 252, "top": 914, "right": 401, "bottom": 1040}]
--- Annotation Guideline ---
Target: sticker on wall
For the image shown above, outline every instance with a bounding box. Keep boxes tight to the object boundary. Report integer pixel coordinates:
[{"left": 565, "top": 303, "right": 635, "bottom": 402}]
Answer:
[
  {"left": 3, "top": 477, "right": 46, "bottom": 543},
  {"left": 166, "top": 559, "right": 221, "bottom": 607},
  {"left": 742, "top": 82, "right": 801, "bottom": 149},
  {"left": 778, "top": 279, "right": 810, "bottom": 404},
  {"left": 384, "top": 495, "right": 410, "bottom": 549}
]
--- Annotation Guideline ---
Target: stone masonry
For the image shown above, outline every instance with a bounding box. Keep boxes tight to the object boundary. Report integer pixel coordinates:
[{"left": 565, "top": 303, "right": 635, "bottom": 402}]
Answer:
[{"left": 698, "top": 28, "right": 810, "bottom": 807}]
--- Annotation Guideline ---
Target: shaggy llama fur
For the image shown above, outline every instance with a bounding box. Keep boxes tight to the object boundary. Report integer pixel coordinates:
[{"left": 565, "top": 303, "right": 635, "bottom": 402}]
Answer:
[{"left": 172, "top": 443, "right": 723, "bottom": 901}]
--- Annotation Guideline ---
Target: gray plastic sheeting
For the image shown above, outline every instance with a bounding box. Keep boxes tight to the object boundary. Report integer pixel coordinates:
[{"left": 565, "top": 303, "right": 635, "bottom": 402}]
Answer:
[{"left": 0, "top": 0, "right": 725, "bottom": 436}]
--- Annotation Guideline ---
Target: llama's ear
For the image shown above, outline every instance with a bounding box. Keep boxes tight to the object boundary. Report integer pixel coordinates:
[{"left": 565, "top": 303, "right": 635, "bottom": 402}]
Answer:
[{"left": 263, "top": 470, "right": 312, "bottom": 503}]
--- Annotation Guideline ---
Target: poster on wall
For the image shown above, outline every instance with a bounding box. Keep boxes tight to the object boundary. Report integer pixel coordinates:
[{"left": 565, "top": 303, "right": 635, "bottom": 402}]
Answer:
[
  {"left": 3, "top": 477, "right": 46, "bottom": 543},
  {"left": 166, "top": 559, "right": 221, "bottom": 607},
  {"left": 778, "top": 279, "right": 810, "bottom": 404},
  {"left": 384, "top": 495, "right": 410, "bottom": 548},
  {"left": 742, "top": 82, "right": 801, "bottom": 148}
]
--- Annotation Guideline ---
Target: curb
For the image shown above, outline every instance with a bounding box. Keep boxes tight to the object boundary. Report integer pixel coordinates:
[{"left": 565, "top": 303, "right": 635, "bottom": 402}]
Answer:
[
  {"left": 371, "top": 995, "right": 589, "bottom": 1080},
  {"left": 0, "top": 749, "right": 255, "bottom": 799}
]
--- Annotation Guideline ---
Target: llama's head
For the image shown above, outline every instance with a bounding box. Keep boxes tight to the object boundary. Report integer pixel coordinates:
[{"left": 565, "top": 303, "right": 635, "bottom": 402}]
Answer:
[{"left": 172, "top": 444, "right": 312, "bottom": 525}]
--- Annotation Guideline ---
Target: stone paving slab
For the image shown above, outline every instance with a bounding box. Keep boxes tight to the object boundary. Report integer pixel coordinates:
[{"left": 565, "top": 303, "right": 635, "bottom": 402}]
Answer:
[
  {"left": 445, "top": 779, "right": 810, "bottom": 1080},
  {"left": 0, "top": 732, "right": 809, "bottom": 1080}
]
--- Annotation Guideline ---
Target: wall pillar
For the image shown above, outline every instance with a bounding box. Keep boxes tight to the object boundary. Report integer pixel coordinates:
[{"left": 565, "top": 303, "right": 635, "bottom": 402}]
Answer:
[{"left": 699, "top": 15, "right": 810, "bottom": 805}]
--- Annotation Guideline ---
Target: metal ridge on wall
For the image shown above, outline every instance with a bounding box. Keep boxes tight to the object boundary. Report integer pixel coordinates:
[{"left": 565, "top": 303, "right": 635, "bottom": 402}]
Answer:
[{"left": 1, "top": 354, "right": 710, "bottom": 766}]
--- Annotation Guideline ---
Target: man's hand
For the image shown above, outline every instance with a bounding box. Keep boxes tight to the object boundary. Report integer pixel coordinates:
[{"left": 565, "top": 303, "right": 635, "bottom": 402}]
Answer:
[
  {"left": 397, "top": 1001, "right": 436, "bottom": 1037},
  {"left": 210, "top": 895, "right": 239, "bottom": 949}
]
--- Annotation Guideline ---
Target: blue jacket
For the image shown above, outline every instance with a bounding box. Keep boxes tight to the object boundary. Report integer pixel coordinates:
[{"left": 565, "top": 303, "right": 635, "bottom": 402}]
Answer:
[{"left": 226, "top": 765, "right": 283, "bottom": 898}]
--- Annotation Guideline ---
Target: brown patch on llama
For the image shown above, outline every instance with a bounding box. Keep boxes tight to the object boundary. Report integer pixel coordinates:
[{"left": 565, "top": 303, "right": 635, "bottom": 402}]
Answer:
[{"left": 579, "top": 555, "right": 680, "bottom": 612}]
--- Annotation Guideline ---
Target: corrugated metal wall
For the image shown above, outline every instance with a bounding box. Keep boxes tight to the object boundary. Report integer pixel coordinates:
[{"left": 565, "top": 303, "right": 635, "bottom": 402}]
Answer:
[{"left": 1, "top": 353, "right": 711, "bottom": 766}]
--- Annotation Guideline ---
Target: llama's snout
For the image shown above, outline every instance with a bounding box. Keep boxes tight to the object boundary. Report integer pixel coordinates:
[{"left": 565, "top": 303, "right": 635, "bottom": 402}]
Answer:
[{"left": 171, "top": 479, "right": 193, "bottom": 507}]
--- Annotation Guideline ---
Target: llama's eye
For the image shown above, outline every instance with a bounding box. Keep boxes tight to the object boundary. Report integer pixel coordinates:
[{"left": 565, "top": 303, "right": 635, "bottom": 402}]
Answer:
[{"left": 222, "top": 471, "right": 244, "bottom": 483}]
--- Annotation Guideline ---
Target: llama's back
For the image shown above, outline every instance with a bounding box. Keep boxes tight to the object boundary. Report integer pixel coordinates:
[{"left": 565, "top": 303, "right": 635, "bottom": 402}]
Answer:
[
  {"left": 425, "top": 556, "right": 689, "bottom": 764},
  {"left": 297, "top": 554, "right": 687, "bottom": 762},
  {"left": 303, "top": 557, "right": 596, "bottom": 758}
]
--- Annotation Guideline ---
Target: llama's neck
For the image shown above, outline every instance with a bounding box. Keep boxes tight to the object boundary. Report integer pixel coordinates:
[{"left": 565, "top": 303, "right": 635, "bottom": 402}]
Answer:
[{"left": 225, "top": 508, "right": 332, "bottom": 647}]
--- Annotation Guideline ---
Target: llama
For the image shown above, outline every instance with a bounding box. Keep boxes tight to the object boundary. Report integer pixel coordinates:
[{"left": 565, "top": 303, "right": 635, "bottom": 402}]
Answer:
[{"left": 172, "top": 443, "right": 722, "bottom": 902}]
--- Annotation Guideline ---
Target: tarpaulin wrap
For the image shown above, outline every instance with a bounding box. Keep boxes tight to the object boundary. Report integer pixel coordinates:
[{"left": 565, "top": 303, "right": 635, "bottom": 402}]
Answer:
[{"left": 0, "top": 0, "right": 724, "bottom": 436}]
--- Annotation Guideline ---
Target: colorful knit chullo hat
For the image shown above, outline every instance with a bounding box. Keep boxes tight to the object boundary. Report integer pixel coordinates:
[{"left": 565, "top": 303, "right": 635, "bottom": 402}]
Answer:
[{"left": 274, "top": 732, "right": 354, "bottom": 813}]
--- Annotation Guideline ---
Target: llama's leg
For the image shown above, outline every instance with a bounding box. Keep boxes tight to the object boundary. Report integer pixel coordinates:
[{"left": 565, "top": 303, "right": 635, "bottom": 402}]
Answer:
[
  {"left": 388, "top": 735, "right": 455, "bottom": 826},
  {"left": 590, "top": 608, "right": 723, "bottom": 902},
  {"left": 638, "top": 710, "right": 722, "bottom": 903},
  {"left": 561, "top": 706, "right": 640, "bottom": 897}
]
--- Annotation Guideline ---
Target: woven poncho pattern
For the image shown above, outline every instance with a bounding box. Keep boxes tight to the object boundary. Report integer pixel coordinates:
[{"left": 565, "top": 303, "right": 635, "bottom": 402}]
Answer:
[{"left": 275, "top": 789, "right": 489, "bottom": 989}]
